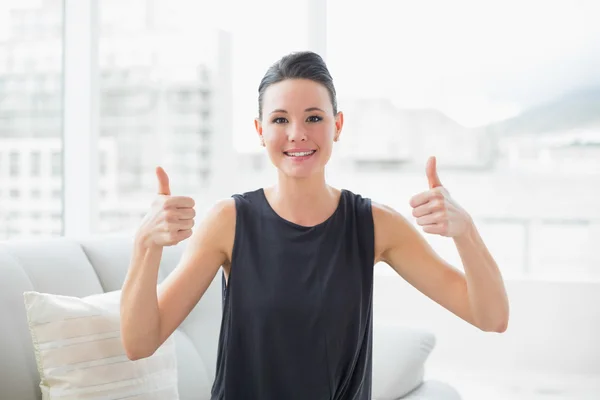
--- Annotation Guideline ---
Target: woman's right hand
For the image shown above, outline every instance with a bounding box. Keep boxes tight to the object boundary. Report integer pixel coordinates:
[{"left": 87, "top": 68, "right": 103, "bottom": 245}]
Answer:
[{"left": 137, "top": 166, "right": 196, "bottom": 249}]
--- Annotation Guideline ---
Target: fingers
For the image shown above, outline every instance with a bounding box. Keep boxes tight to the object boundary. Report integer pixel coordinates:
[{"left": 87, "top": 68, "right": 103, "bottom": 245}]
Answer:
[
  {"left": 413, "top": 201, "right": 451, "bottom": 237},
  {"left": 176, "top": 208, "right": 196, "bottom": 220},
  {"left": 156, "top": 166, "right": 171, "bottom": 196},
  {"left": 177, "top": 229, "right": 193, "bottom": 241},
  {"left": 149, "top": 167, "right": 196, "bottom": 246},
  {"left": 177, "top": 218, "right": 195, "bottom": 230},
  {"left": 161, "top": 216, "right": 194, "bottom": 235},
  {"left": 409, "top": 192, "right": 430, "bottom": 208},
  {"left": 410, "top": 188, "right": 444, "bottom": 209},
  {"left": 422, "top": 223, "right": 447, "bottom": 236},
  {"left": 412, "top": 196, "right": 446, "bottom": 218},
  {"left": 163, "top": 196, "right": 195, "bottom": 209},
  {"left": 163, "top": 211, "right": 195, "bottom": 228},
  {"left": 415, "top": 211, "right": 445, "bottom": 226},
  {"left": 160, "top": 228, "right": 193, "bottom": 246}
]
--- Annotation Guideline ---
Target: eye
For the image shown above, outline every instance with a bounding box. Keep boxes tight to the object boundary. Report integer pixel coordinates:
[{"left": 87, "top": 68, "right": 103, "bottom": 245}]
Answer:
[
  {"left": 272, "top": 117, "right": 288, "bottom": 124},
  {"left": 307, "top": 115, "right": 323, "bottom": 123}
]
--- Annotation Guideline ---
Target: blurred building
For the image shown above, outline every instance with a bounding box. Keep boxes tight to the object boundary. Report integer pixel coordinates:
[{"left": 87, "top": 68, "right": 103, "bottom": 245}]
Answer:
[
  {"left": 0, "top": 0, "right": 222, "bottom": 237},
  {"left": 0, "top": 137, "right": 118, "bottom": 237},
  {"left": 497, "top": 128, "right": 600, "bottom": 174},
  {"left": 335, "top": 98, "right": 495, "bottom": 171}
]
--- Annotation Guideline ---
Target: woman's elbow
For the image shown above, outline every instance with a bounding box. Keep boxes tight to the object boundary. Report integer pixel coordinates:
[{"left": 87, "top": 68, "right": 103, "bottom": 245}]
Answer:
[
  {"left": 122, "top": 340, "right": 156, "bottom": 361},
  {"left": 120, "top": 328, "right": 157, "bottom": 361},
  {"left": 124, "top": 347, "right": 152, "bottom": 361},
  {"left": 479, "top": 315, "right": 509, "bottom": 333}
]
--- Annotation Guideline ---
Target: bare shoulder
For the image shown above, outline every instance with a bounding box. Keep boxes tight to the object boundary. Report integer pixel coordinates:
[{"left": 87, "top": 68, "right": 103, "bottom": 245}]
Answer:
[
  {"left": 203, "top": 197, "right": 236, "bottom": 229},
  {"left": 193, "top": 197, "right": 236, "bottom": 262},
  {"left": 160, "top": 196, "right": 236, "bottom": 287},
  {"left": 371, "top": 201, "right": 413, "bottom": 263}
]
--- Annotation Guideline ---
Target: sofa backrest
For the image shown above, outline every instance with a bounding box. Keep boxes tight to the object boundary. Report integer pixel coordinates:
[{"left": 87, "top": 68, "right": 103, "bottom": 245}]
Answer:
[{"left": 0, "top": 235, "right": 223, "bottom": 400}]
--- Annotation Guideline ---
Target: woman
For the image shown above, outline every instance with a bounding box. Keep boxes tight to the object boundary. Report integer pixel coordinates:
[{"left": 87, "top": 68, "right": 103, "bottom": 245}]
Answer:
[{"left": 120, "top": 51, "right": 509, "bottom": 400}]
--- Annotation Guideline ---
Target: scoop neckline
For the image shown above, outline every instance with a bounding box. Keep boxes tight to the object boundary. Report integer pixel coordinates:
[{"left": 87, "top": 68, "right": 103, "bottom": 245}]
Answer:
[{"left": 258, "top": 187, "right": 346, "bottom": 230}]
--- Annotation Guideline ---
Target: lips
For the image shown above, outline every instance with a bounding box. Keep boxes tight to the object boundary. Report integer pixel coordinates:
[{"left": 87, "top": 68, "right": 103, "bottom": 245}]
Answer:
[{"left": 284, "top": 150, "right": 317, "bottom": 157}]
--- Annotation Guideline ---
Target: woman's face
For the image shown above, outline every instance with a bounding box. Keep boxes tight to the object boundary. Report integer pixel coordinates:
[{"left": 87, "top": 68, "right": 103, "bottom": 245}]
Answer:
[{"left": 255, "top": 78, "right": 343, "bottom": 179}]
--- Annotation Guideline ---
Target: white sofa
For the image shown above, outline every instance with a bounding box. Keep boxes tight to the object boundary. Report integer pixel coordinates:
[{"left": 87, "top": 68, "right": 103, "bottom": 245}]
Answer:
[
  {"left": 0, "top": 235, "right": 462, "bottom": 399},
  {"left": 374, "top": 272, "right": 600, "bottom": 399}
]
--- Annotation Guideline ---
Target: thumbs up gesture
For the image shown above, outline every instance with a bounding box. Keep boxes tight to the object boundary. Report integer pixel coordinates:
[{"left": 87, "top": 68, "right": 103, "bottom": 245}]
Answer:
[
  {"left": 137, "top": 167, "right": 196, "bottom": 248},
  {"left": 409, "top": 156, "right": 472, "bottom": 238}
]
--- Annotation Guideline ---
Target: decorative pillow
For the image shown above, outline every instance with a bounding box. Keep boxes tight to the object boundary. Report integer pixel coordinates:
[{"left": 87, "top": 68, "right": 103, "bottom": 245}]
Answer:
[
  {"left": 372, "top": 323, "right": 436, "bottom": 399},
  {"left": 23, "top": 290, "right": 179, "bottom": 400}
]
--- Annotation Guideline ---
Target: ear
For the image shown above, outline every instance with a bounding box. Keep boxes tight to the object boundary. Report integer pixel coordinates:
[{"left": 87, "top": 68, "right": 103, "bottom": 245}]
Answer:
[
  {"left": 334, "top": 111, "right": 344, "bottom": 142},
  {"left": 254, "top": 118, "right": 265, "bottom": 146}
]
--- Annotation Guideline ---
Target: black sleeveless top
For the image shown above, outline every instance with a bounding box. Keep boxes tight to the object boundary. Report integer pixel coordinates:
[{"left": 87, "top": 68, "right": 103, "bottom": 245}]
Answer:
[{"left": 211, "top": 188, "right": 375, "bottom": 400}]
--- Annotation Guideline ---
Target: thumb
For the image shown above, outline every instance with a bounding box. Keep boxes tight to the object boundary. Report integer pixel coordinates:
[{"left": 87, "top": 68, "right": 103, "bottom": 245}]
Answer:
[
  {"left": 156, "top": 166, "right": 171, "bottom": 195},
  {"left": 426, "top": 156, "right": 443, "bottom": 189}
]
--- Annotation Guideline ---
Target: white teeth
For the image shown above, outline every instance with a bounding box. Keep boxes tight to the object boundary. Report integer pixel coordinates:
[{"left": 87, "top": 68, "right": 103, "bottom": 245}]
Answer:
[{"left": 286, "top": 151, "right": 315, "bottom": 157}]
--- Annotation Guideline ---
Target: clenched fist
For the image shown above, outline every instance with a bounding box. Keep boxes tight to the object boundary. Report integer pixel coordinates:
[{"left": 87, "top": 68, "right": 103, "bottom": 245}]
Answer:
[{"left": 137, "top": 166, "right": 196, "bottom": 248}]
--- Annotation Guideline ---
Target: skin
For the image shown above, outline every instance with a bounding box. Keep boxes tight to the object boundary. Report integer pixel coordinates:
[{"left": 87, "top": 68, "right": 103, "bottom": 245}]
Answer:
[{"left": 121, "top": 78, "right": 509, "bottom": 360}]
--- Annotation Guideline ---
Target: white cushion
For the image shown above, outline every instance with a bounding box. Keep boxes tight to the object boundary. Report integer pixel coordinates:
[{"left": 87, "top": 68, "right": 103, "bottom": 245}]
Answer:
[
  {"left": 372, "top": 323, "right": 436, "bottom": 399},
  {"left": 23, "top": 290, "right": 179, "bottom": 400}
]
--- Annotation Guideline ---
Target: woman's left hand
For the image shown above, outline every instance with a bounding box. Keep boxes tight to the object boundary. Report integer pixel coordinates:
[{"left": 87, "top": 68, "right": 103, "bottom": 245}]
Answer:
[{"left": 409, "top": 156, "right": 473, "bottom": 238}]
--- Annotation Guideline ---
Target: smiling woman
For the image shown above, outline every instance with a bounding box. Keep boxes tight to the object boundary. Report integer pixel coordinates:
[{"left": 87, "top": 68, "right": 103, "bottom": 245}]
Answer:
[
  {"left": 256, "top": 75, "right": 342, "bottom": 180},
  {"left": 120, "top": 50, "right": 509, "bottom": 400}
]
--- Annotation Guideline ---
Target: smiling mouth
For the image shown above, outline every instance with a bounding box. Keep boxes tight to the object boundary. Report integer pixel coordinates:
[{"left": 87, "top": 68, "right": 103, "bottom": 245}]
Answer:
[{"left": 284, "top": 150, "right": 317, "bottom": 157}]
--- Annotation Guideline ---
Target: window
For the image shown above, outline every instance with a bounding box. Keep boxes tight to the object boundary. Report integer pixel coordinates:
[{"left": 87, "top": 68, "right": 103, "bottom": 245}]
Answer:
[
  {"left": 0, "top": 0, "right": 63, "bottom": 240},
  {"left": 51, "top": 150, "right": 61, "bottom": 176},
  {"left": 94, "top": 0, "right": 310, "bottom": 233},
  {"left": 9, "top": 152, "right": 19, "bottom": 176},
  {"left": 95, "top": 0, "right": 225, "bottom": 232},
  {"left": 30, "top": 151, "right": 41, "bottom": 176},
  {"left": 327, "top": 0, "right": 600, "bottom": 280}
]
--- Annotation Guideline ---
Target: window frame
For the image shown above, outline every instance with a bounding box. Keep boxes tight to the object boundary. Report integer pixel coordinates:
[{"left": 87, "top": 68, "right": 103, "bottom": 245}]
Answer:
[{"left": 62, "top": 0, "right": 100, "bottom": 237}]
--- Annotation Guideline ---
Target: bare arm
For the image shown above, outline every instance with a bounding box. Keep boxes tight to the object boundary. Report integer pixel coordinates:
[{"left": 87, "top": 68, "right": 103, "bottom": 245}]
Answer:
[
  {"left": 156, "top": 198, "right": 235, "bottom": 348},
  {"left": 120, "top": 167, "right": 235, "bottom": 360},
  {"left": 373, "top": 203, "right": 508, "bottom": 332},
  {"left": 120, "top": 198, "right": 235, "bottom": 359},
  {"left": 372, "top": 156, "right": 509, "bottom": 333},
  {"left": 120, "top": 242, "right": 164, "bottom": 360}
]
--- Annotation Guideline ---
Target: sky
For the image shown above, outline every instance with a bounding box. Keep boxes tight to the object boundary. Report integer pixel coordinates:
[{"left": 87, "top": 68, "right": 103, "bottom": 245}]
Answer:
[{"left": 326, "top": 0, "right": 600, "bottom": 126}]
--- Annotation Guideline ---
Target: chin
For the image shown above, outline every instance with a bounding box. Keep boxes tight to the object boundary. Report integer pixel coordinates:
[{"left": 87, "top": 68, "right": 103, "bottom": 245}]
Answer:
[
  {"left": 271, "top": 152, "right": 331, "bottom": 179},
  {"left": 278, "top": 164, "right": 324, "bottom": 179},
  {"left": 281, "top": 168, "right": 317, "bottom": 179}
]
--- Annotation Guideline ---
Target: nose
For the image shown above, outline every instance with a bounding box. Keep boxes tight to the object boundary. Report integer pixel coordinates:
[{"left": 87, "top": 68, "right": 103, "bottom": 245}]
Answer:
[{"left": 287, "top": 123, "right": 307, "bottom": 142}]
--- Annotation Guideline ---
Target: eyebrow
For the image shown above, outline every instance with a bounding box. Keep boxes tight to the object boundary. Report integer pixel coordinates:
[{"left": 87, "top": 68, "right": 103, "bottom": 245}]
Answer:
[{"left": 269, "top": 107, "right": 325, "bottom": 115}]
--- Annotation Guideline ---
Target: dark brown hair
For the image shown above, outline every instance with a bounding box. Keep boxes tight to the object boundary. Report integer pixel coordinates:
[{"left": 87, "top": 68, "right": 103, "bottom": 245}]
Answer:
[{"left": 257, "top": 51, "right": 338, "bottom": 120}]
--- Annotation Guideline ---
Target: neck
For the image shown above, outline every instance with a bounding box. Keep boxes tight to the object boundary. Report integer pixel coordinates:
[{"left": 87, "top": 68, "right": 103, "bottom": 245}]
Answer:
[{"left": 266, "top": 169, "right": 339, "bottom": 226}]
